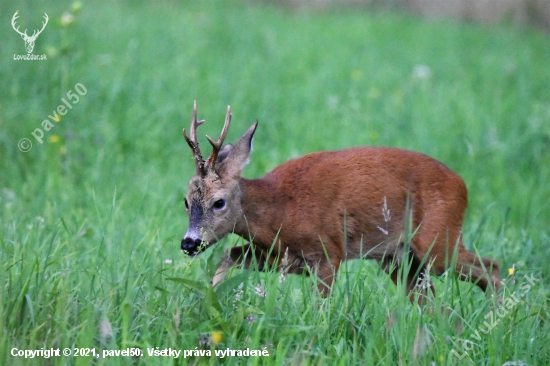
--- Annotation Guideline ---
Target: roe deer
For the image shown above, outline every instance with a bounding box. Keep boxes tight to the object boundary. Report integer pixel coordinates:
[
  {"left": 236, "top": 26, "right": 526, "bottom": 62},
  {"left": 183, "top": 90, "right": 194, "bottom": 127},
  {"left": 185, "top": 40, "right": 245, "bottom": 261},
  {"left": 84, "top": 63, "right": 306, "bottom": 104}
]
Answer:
[{"left": 180, "top": 101, "right": 501, "bottom": 301}]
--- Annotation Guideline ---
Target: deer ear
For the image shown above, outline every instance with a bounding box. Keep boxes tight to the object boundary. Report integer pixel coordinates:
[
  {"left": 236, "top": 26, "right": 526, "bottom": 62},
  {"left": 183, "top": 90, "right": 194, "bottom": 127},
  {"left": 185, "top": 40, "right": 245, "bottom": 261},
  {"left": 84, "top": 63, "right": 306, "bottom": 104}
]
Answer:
[
  {"left": 218, "top": 121, "right": 257, "bottom": 178},
  {"left": 216, "top": 143, "right": 233, "bottom": 164}
]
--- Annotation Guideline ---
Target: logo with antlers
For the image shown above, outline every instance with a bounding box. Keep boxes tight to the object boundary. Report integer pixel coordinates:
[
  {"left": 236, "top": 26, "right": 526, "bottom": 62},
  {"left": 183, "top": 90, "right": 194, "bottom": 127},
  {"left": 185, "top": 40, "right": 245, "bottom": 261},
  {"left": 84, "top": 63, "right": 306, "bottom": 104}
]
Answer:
[{"left": 11, "top": 11, "right": 49, "bottom": 54}]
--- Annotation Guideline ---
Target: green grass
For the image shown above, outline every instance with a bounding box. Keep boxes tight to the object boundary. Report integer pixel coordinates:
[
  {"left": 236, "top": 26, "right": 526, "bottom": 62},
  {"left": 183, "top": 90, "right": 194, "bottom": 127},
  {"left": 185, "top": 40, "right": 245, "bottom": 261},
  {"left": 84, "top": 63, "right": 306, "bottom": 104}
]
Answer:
[{"left": 1, "top": 0, "right": 550, "bottom": 365}]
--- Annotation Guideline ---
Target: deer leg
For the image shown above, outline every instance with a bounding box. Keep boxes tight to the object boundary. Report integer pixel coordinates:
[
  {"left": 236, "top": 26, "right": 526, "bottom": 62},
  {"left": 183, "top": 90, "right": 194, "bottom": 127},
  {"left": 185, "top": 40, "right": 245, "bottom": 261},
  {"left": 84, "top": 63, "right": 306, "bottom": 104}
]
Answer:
[
  {"left": 314, "top": 258, "right": 341, "bottom": 296},
  {"left": 425, "top": 237, "right": 500, "bottom": 294},
  {"left": 212, "top": 244, "right": 275, "bottom": 287},
  {"left": 454, "top": 246, "right": 501, "bottom": 293},
  {"left": 412, "top": 214, "right": 501, "bottom": 298},
  {"left": 382, "top": 254, "right": 435, "bottom": 306}
]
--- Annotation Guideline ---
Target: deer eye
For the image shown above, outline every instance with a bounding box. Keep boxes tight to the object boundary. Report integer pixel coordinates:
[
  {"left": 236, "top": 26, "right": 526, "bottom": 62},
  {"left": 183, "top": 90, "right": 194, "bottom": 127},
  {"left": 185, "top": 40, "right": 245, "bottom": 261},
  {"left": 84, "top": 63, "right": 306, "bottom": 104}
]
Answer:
[
  {"left": 213, "top": 199, "right": 225, "bottom": 210},
  {"left": 184, "top": 198, "right": 189, "bottom": 210}
]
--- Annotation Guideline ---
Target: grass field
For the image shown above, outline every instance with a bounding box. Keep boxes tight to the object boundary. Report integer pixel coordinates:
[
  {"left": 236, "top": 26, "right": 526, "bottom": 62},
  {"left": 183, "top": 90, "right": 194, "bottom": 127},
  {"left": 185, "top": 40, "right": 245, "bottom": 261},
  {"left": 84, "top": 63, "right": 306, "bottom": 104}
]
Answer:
[{"left": 1, "top": 0, "right": 550, "bottom": 365}]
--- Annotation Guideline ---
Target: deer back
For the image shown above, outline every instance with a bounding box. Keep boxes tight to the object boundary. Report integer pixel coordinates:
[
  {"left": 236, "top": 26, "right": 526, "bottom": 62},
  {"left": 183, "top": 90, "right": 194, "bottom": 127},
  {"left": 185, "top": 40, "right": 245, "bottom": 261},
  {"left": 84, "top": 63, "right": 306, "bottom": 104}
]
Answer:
[{"left": 235, "top": 147, "right": 468, "bottom": 263}]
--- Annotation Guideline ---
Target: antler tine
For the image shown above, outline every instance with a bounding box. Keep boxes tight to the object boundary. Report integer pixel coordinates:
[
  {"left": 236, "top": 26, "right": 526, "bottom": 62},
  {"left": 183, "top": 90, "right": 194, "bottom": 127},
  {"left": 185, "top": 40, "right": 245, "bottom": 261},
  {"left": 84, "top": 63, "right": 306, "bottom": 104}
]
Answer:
[
  {"left": 11, "top": 11, "right": 27, "bottom": 37},
  {"left": 206, "top": 105, "right": 232, "bottom": 170},
  {"left": 30, "top": 14, "right": 48, "bottom": 38},
  {"left": 183, "top": 100, "right": 206, "bottom": 175},
  {"left": 35, "top": 13, "right": 48, "bottom": 37}
]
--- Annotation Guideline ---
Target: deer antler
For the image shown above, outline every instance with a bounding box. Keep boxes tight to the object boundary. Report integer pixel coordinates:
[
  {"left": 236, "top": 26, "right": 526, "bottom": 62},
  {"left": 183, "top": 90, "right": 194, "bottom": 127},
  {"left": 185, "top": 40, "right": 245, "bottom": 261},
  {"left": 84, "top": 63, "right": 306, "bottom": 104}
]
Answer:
[
  {"left": 183, "top": 101, "right": 206, "bottom": 175},
  {"left": 11, "top": 12, "right": 48, "bottom": 40},
  {"left": 183, "top": 102, "right": 232, "bottom": 176},
  {"left": 206, "top": 105, "right": 232, "bottom": 171},
  {"left": 11, "top": 11, "right": 27, "bottom": 37},
  {"left": 30, "top": 13, "right": 49, "bottom": 40}
]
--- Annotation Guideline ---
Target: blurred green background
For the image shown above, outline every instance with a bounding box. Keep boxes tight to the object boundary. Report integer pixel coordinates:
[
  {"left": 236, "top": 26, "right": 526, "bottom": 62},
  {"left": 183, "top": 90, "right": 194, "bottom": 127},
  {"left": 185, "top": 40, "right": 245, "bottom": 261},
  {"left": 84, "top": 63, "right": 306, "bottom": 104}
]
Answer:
[{"left": 1, "top": 0, "right": 549, "bottom": 365}]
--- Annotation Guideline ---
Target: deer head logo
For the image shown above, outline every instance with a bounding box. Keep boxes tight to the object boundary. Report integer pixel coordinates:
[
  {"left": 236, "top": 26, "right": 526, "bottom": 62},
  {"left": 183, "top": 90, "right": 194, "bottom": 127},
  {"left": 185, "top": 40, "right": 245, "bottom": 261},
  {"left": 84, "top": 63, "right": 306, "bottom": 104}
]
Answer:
[{"left": 11, "top": 11, "right": 49, "bottom": 54}]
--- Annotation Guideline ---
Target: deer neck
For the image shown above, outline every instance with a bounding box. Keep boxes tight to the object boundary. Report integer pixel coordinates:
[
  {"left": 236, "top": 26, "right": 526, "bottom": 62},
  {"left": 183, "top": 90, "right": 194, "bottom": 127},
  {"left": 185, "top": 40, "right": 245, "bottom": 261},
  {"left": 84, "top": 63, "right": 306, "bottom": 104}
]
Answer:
[{"left": 234, "top": 178, "right": 284, "bottom": 249}]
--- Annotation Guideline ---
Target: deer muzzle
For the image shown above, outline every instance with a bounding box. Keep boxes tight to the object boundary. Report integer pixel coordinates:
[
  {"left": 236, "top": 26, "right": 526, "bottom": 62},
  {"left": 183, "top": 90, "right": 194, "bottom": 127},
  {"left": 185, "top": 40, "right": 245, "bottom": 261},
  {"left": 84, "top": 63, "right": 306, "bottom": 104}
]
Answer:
[{"left": 181, "top": 236, "right": 203, "bottom": 256}]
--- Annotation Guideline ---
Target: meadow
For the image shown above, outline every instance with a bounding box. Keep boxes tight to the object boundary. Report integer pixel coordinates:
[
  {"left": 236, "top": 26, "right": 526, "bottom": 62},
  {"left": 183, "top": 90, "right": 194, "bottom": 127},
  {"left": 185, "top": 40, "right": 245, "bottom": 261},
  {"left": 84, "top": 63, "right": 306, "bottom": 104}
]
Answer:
[{"left": 1, "top": 0, "right": 549, "bottom": 365}]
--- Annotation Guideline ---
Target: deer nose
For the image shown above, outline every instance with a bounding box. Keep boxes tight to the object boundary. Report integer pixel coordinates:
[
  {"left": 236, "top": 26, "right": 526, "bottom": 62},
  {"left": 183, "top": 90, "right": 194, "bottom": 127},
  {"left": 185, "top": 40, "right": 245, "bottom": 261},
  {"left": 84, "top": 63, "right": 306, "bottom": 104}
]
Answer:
[{"left": 181, "top": 237, "right": 202, "bottom": 255}]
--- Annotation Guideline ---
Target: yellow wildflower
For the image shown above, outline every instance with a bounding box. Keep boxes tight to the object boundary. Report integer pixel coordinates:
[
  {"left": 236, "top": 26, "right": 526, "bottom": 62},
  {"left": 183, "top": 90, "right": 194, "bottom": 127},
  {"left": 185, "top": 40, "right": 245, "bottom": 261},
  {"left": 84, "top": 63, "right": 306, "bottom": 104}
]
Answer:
[
  {"left": 49, "top": 135, "right": 60, "bottom": 143},
  {"left": 211, "top": 331, "right": 222, "bottom": 345}
]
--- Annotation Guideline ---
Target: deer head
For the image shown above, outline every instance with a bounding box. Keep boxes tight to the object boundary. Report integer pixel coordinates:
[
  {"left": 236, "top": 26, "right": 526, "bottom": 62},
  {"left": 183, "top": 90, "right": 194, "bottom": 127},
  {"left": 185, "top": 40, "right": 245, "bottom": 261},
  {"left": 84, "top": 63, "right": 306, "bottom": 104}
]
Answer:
[
  {"left": 181, "top": 101, "right": 257, "bottom": 255},
  {"left": 12, "top": 11, "right": 49, "bottom": 54}
]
